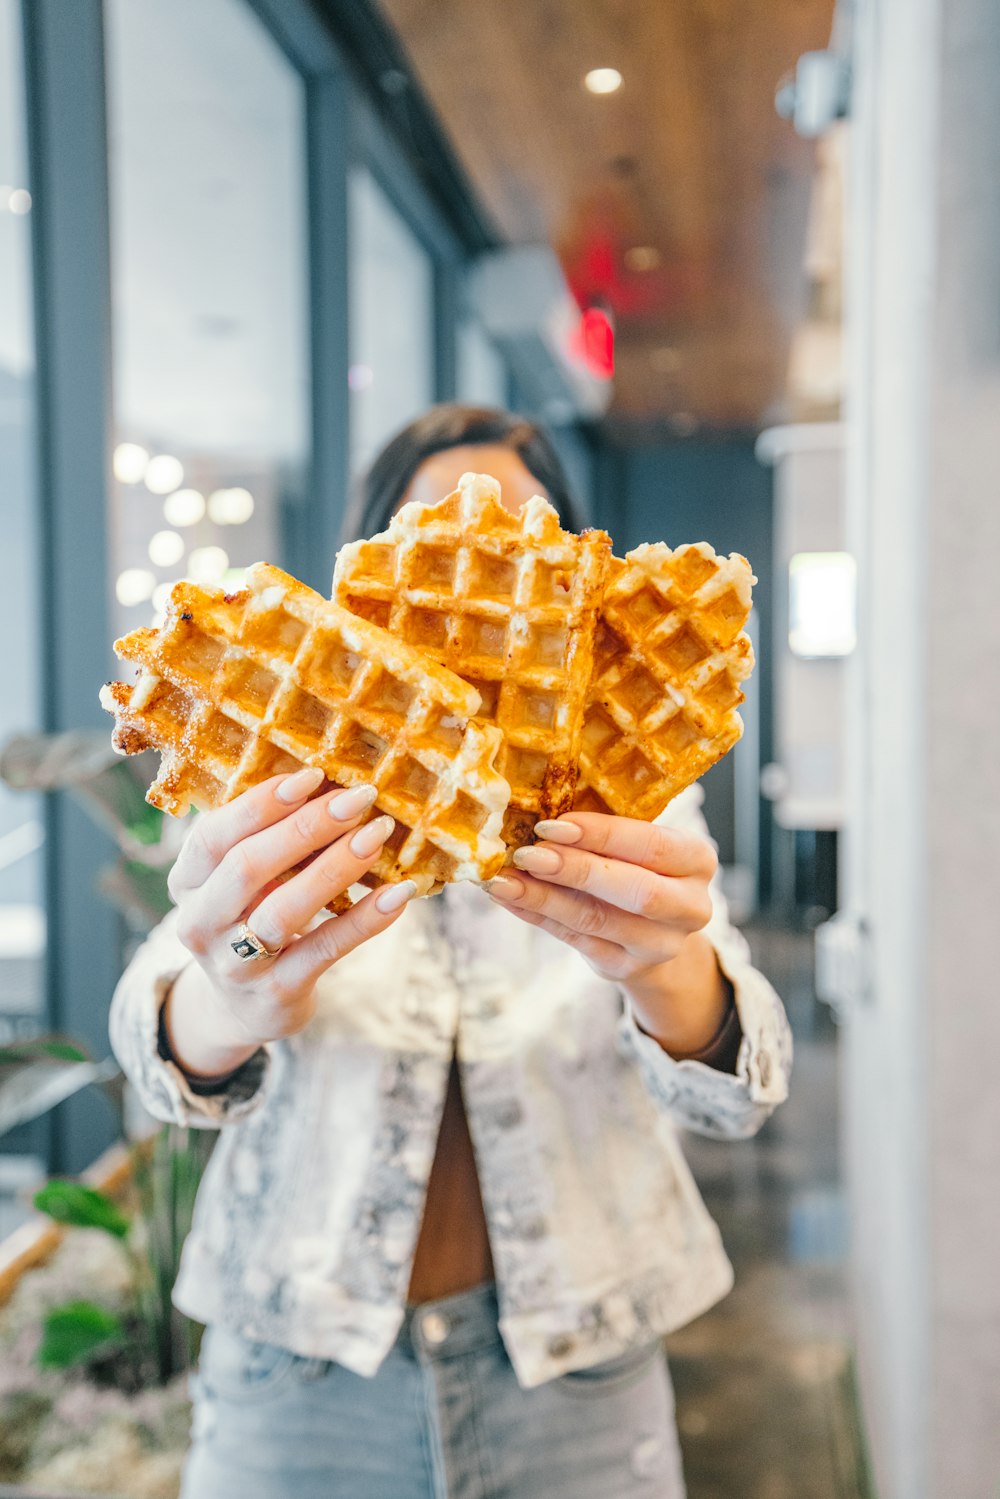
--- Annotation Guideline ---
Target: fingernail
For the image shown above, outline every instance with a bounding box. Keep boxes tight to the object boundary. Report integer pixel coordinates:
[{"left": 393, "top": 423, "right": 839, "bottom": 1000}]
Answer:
[
  {"left": 275, "top": 765, "right": 324, "bottom": 803},
  {"left": 486, "top": 874, "right": 525, "bottom": 900},
  {"left": 375, "top": 879, "right": 417, "bottom": 913},
  {"left": 512, "top": 846, "right": 562, "bottom": 875},
  {"left": 329, "top": 784, "right": 379, "bottom": 821},
  {"left": 350, "top": 814, "right": 395, "bottom": 857},
  {"left": 533, "top": 819, "right": 583, "bottom": 845}
]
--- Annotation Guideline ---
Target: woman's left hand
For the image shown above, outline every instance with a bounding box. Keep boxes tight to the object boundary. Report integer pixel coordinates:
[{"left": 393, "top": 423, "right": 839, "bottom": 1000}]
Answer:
[{"left": 486, "top": 812, "right": 732, "bottom": 1057}]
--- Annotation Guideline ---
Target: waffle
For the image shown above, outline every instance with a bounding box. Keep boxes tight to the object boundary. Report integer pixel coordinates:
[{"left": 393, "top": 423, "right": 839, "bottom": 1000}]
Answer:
[
  {"left": 99, "top": 563, "right": 510, "bottom": 896},
  {"left": 574, "top": 543, "right": 755, "bottom": 820},
  {"left": 334, "top": 472, "right": 612, "bottom": 847}
]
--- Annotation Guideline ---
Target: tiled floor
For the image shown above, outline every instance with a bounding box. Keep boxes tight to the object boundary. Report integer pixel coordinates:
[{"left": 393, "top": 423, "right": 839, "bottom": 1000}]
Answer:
[{"left": 667, "top": 921, "right": 869, "bottom": 1499}]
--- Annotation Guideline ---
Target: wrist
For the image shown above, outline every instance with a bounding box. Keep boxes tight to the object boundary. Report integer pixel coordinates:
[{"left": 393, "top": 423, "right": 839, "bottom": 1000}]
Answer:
[
  {"left": 162, "top": 965, "right": 260, "bottom": 1081},
  {"left": 624, "top": 932, "right": 732, "bottom": 1057}
]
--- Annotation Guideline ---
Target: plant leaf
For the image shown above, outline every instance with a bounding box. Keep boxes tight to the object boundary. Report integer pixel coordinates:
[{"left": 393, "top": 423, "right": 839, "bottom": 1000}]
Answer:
[
  {"left": 34, "top": 1180, "right": 131, "bottom": 1238},
  {"left": 0, "top": 1039, "right": 89, "bottom": 1064},
  {"left": 37, "top": 1301, "right": 125, "bottom": 1368}
]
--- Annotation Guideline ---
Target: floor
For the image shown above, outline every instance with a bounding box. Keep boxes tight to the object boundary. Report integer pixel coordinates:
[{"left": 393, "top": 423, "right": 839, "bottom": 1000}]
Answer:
[{"left": 667, "top": 921, "right": 871, "bottom": 1499}]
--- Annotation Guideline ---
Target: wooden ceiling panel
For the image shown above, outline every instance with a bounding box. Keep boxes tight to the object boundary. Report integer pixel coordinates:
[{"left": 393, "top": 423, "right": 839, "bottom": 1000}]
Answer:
[{"left": 375, "top": 0, "right": 836, "bottom": 430}]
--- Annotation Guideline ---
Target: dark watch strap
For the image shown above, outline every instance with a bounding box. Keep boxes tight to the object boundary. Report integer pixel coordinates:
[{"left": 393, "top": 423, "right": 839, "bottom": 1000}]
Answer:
[
  {"left": 680, "top": 988, "right": 742, "bottom": 1073},
  {"left": 156, "top": 1002, "right": 248, "bottom": 1096}
]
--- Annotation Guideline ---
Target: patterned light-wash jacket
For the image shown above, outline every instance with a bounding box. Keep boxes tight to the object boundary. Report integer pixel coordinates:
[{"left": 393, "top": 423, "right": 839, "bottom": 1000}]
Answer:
[{"left": 109, "top": 784, "right": 792, "bottom": 1389}]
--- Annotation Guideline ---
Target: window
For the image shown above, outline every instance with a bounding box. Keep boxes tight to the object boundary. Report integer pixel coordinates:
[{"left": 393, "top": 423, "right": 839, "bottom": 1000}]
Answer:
[
  {"left": 0, "top": 0, "right": 44, "bottom": 1032},
  {"left": 106, "top": 0, "right": 309, "bottom": 640},
  {"left": 457, "top": 315, "right": 508, "bottom": 409},
  {"left": 788, "top": 552, "right": 857, "bottom": 658},
  {"left": 349, "top": 166, "right": 435, "bottom": 476}
]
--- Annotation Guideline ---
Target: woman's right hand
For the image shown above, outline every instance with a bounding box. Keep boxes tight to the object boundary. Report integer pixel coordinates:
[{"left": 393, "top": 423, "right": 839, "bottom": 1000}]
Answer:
[{"left": 162, "top": 766, "right": 415, "bottom": 1074}]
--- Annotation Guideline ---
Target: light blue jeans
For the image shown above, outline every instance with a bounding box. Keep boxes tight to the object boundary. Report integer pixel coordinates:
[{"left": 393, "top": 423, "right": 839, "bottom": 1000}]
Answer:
[{"left": 181, "top": 1282, "right": 687, "bottom": 1498}]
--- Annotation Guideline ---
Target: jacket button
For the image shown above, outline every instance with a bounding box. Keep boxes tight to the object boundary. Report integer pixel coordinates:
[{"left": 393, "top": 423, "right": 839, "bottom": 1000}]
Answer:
[
  {"left": 519, "top": 1217, "right": 548, "bottom": 1240},
  {"left": 547, "top": 1333, "right": 574, "bottom": 1357},
  {"left": 422, "top": 1312, "right": 449, "bottom": 1345},
  {"left": 496, "top": 1103, "right": 523, "bottom": 1128}
]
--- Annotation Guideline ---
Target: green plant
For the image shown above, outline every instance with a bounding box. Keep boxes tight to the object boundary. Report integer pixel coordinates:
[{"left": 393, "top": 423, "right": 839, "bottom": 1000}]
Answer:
[
  {"left": 0, "top": 730, "right": 211, "bottom": 1392},
  {"left": 29, "top": 1125, "right": 213, "bottom": 1391},
  {"left": 0, "top": 1037, "right": 213, "bottom": 1391}
]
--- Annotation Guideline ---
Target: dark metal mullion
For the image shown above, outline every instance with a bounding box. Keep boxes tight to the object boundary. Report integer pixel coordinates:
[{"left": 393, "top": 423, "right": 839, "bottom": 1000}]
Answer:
[
  {"left": 284, "top": 69, "right": 352, "bottom": 589},
  {"left": 434, "top": 259, "right": 460, "bottom": 405},
  {"left": 22, "top": 0, "right": 120, "bottom": 1173}
]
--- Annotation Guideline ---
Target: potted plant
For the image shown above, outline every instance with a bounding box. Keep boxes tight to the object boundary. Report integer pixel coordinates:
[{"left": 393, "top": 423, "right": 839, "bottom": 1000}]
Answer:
[
  {"left": 0, "top": 1036, "right": 212, "bottom": 1498},
  {"left": 0, "top": 732, "right": 206, "bottom": 1496}
]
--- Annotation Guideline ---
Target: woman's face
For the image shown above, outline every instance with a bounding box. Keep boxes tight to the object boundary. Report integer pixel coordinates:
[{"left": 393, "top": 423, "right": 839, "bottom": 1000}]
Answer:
[{"left": 400, "top": 444, "right": 547, "bottom": 517}]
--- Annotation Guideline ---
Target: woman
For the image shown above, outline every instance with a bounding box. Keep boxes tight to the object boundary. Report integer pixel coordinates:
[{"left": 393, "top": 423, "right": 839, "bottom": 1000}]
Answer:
[{"left": 110, "top": 404, "right": 792, "bottom": 1499}]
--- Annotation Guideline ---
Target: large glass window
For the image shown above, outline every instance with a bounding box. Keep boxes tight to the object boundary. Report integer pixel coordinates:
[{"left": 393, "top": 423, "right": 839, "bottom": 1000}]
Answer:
[
  {"left": 0, "top": 0, "right": 44, "bottom": 1035},
  {"left": 349, "top": 166, "right": 434, "bottom": 476},
  {"left": 106, "top": 0, "right": 309, "bottom": 641},
  {"left": 457, "top": 314, "right": 508, "bottom": 409},
  {"left": 0, "top": 0, "right": 46, "bottom": 1229}
]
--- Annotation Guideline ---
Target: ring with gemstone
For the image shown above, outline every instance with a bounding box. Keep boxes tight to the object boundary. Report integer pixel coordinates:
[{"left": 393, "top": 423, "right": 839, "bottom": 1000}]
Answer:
[{"left": 230, "top": 923, "right": 283, "bottom": 962}]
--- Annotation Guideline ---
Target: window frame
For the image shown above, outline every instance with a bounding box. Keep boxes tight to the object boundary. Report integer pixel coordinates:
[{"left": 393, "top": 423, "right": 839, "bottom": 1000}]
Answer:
[{"left": 21, "top": 0, "right": 474, "bottom": 1172}]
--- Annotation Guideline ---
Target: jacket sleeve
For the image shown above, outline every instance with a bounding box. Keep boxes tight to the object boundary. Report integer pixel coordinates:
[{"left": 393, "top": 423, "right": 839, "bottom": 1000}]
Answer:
[
  {"left": 615, "top": 785, "right": 793, "bottom": 1140},
  {"left": 108, "top": 906, "right": 273, "bottom": 1130}
]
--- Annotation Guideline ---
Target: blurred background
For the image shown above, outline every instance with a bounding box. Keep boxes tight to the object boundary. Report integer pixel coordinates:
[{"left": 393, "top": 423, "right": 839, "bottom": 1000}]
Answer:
[{"left": 0, "top": 2, "right": 997, "bottom": 1497}]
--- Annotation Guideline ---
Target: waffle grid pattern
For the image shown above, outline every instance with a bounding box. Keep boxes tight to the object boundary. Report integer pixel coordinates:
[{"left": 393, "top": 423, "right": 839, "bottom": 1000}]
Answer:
[
  {"left": 334, "top": 473, "right": 612, "bottom": 845},
  {"left": 101, "top": 563, "right": 509, "bottom": 894},
  {"left": 575, "top": 543, "right": 756, "bottom": 820}
]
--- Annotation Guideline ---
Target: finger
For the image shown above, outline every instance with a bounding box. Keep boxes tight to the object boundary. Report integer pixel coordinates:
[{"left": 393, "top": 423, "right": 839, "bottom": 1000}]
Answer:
[
  {"left": 170, "top": 767, "right": 326, "bottom": 897},
  {"left": 531, "top": 814, "right": 718, "bottom": 880},
  {"left": 487, "top": 891, "right": 631, "bottom": 978},
  {"left": 510, "top": 844, "right": 714, "bottom": 929},
  {"left": 232, "top": 815, "right": 398, "bottom": 952},
  {"left": 180, "top": 784, "right": 379, "bottom": 945},
  {"left": 276, "top": 882, "right": 419, "bottom": 992},
  {"left": 487, "top": 873, "right": 679, "bottom": 967}
]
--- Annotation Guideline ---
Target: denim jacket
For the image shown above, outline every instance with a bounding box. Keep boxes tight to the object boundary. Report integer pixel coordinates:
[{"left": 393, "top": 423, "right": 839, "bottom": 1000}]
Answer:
[{"left": 109, "top": 785, "right": 791, "bottom": 1389}]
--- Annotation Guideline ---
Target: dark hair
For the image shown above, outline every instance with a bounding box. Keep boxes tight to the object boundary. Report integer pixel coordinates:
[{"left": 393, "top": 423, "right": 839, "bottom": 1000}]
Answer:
[{"left": 342, "top": 402, "right": 586, "bottom": 542}]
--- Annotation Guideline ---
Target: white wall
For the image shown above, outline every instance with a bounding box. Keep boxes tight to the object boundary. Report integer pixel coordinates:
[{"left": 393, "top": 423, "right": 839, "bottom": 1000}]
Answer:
[{"left": 843, "top": 2, "right": 1000, "bottom": 1497}]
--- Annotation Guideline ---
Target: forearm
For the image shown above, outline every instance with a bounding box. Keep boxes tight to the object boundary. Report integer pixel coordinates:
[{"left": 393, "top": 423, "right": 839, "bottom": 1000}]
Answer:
[
  {"left": 162, "top": 963, "right": 261, "bottom": 1081},
  {"left": 623, "top": 931, "right": 738, "bottom": 1066}
]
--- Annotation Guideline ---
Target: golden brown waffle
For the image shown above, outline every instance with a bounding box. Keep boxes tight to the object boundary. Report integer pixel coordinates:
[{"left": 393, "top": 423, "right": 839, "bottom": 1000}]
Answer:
[
  {"left": 334, "top": 472, "right": 612, "bottom": 847},
  {"left": 575, "top": 543, "right": 755, "bottom": 820},
  {"left": 99, "top": 563, "right": 510, "bottom": 896}
]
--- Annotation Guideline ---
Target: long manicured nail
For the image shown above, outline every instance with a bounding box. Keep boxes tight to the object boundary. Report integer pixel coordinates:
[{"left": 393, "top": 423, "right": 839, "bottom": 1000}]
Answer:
[
  {"left": 275, "top": 765, "right": 324, "bottom": 803},
  {"left": 533, "top": 819, "right": 583, "bottom": 845},
  {"left": 350, "top": 814, "right": 395, "bottom": 857},
  {"left": 329, "top": 784, "right": 379, "bottom": 821},
  {"left": 486, "top": 874, "right": 525, "bottom": 901},
  {"left": 375, "top": 880, "right": 418, "bottom": 913},
  {"left": 512, "top": 845, "right": 563, "bottom": 875}
]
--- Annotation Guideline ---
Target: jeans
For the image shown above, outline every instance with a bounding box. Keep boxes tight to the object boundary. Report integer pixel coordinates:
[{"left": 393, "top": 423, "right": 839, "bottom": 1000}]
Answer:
[{"left": 180, "top": 1281, "right": 687, "bottom": 1499}]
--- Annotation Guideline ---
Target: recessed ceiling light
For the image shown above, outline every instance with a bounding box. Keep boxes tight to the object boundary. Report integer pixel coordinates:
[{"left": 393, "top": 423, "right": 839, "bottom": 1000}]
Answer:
[
  {"left": 115, "top": 568, "right": 156, "bottom": 607},
  {"left": 187, "top": 546, "right": 230, "bottom": 584},
  {"left": 163, "top": 489, "right": 206, "bottom": 527},
  {"left": 208, "top": 487, "right": 255, "bottom": 525},
  {"left": 151, "top": 582, "right": 174, "bottom": 615},
  {"left": 113, "top": 442, "right": 149, "bottom": 485},
  {"left": 624, "top": 246, "right": 661, "bottom": 272},
  {"left": 651, "top": 346, "right": 683, "bottom": 374},
  {"left": 148, "top": 529, "right": 185, "bottom": 567},
  {"left": 2, "top": 186, "right": 31, "bottom": 215},
  {"left": 145, "top": 454, "right": 185, "bottom": 495},
  {"left": 670, "top": 411, "right": 698, "bottom": 436},
  {"left": 584, "top": 68, "right": 623, "bottom": 95}
]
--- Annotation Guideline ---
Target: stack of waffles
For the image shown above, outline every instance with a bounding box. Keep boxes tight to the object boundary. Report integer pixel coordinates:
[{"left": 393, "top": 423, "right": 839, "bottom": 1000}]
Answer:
[
  {"left": 102, "top": 473, "right": 755, "bottom": 894},
  {"left": 335, "top": 472, "right": 755, "bottom": 845},
  {"left": 100, "top": 563, "right": 510, "bottom": 897}
]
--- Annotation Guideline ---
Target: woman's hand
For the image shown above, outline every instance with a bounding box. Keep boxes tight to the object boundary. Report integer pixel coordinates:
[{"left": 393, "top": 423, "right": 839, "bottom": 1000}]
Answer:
[
  {"left": 162, "top": 766, "right": 416, "bottom": 1076},
  {"left": 487, "top": 812, "right": 733, "bottom": 1057}
]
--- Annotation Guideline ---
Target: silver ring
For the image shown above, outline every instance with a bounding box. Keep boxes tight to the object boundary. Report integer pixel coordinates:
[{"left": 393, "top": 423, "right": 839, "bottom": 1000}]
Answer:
[{"left": 230, "top": 923, "right": 283, "bottom": 962}]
